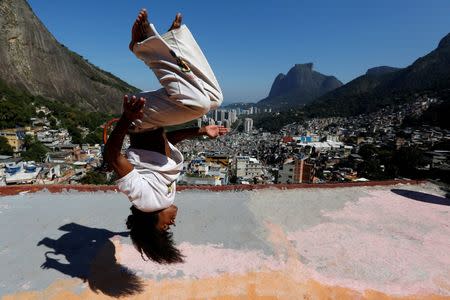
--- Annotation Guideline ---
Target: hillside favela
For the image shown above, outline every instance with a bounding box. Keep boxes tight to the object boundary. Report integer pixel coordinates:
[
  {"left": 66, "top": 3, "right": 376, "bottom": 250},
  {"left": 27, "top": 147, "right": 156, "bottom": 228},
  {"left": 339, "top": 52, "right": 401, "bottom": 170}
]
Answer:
[{"left": 1, "top": 1, "right": 449, "bottom": 300}]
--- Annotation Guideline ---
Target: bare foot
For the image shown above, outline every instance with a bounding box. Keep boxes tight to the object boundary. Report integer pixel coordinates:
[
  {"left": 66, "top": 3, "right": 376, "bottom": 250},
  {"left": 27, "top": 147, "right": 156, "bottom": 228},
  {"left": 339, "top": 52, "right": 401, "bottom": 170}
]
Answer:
[
  {"left": 168, "top": 13, "right": 182, "bottom": 32},
  {"left": 129, "top": 9, "right": 152, "bottom": 52}
]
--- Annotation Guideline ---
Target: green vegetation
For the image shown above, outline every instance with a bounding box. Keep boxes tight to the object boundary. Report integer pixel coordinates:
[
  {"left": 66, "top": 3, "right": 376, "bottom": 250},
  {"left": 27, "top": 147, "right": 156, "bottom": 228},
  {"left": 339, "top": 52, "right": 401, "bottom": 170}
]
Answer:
[
  {"left": 35, "top": 97, "right": 114, "bottom": 133},
  {"left": 49, "top": 116, "right": 58, "bottom": 129},
  {"left": 0, "top": 78, "right": 116, "bottom": 145},
  {"left": 68, "top": 49, "right": 138, "bottom": 94},
  {"left": 0, "top": 80, "right": 36, "bottom": 128},
  {"left": 356, "top": 144, "right": 426, "bottom": 180},
  {"left": 80, "top": 170, "right": 111, "bottom": 185},
  {"left": 0, "top": 136, "right": 13, "bottom": 156},
  {"left": 21, "top": 136, "right": 48, "bottom": 162},
  {"left": 84, "top": 128, "right": 104, "bottom": 145},
  {"left": 252, "top": 110, "right": 305, "bottom": 132}
]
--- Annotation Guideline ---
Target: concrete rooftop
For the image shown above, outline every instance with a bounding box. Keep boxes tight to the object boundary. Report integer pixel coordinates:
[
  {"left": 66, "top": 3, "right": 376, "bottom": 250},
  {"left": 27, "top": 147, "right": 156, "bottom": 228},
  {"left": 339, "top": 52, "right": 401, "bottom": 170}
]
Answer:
[{"left": 0, "top": 183, "right": 449, "bottom": 299}]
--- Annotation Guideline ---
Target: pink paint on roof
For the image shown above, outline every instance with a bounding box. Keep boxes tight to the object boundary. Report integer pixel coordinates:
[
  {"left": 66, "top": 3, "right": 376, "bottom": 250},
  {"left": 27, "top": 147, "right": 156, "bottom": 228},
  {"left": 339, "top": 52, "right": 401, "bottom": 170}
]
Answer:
[
  {"left": 118, "top": 241, "right": 285, "bottom": 279},
  {"left": 114, "top": 189, "right": 450, "bottom": 297},
  {"left": 287, "top": 190, "right": 450, "bottom": 296}
]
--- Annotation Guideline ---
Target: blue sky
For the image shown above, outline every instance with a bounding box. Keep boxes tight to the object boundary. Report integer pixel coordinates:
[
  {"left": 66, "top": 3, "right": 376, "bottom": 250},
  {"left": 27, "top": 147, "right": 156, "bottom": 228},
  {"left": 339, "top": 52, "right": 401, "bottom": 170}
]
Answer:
[{"left": 28, "top": 0, "right": 450, "bottom": 104}]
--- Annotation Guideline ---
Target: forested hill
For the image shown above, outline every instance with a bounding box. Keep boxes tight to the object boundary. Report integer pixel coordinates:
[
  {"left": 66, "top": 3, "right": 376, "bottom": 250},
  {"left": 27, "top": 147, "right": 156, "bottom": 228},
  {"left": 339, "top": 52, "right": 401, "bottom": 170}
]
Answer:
[
  {"left": 0, "top": 78, "right": 114, "bottom": 144},
  {"left": 0, "top": 0, "right": 138, "bottom": 114},
  {"left": 306, "top": 33, "right": 450, "bottom": 117}
]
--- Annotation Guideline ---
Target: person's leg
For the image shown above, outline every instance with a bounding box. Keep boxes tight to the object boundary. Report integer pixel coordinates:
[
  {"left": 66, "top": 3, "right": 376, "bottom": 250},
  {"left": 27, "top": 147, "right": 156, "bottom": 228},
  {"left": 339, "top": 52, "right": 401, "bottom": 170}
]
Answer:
[
  {"left": 128, "top": 10, "right": 223, "bottom": 132},
  {"left": 160, "top": 22, "right": 223, "bottom": 107}
]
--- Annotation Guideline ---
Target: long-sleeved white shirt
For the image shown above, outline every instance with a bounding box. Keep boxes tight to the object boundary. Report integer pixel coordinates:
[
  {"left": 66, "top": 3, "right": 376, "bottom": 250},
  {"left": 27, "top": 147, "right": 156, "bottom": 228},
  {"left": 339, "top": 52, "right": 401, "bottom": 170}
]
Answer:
[{"left": 116, "top": 142, "right": 183, "bottom": 212}]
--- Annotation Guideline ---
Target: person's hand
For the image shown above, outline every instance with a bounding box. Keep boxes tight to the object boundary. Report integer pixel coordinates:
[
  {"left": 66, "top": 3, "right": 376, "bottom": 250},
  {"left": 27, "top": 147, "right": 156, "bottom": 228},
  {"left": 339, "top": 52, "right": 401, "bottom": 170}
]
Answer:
[
  {"left": 200, "top": 125, "right": 229, "bottom": 139},
  {"left": 122, "top": 95, "right": 145, "bottom": 122}
]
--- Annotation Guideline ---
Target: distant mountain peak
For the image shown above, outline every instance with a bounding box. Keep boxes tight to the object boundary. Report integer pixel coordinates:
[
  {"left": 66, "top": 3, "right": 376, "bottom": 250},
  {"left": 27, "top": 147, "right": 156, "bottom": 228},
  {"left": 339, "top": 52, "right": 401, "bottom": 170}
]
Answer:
[
  {"left": 294, "top": 63, "right": 314, "bottom": 70},
  {"left": 259, "top": 63, "right": 342, "bottom": 108},
  {"left": 274, "top": 73, "right": 286, "bottom": 80}
]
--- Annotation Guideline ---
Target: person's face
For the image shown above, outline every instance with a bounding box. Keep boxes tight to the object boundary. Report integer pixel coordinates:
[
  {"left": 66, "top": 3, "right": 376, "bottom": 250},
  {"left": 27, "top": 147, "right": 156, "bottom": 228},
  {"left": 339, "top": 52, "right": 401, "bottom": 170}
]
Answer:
[{"left": 157, "top": 205, "right": 178, "bottom": 231}]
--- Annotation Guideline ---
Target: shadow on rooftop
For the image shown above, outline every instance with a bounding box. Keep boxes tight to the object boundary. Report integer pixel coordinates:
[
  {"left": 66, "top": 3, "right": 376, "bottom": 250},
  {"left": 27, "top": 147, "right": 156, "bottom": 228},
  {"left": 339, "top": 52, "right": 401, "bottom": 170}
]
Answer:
[
  {"left": 391, "top": 189, "right": 450, "bottom": 206},
  {"left": 37, "top": 223, "right": 144, "bottom": 297}
]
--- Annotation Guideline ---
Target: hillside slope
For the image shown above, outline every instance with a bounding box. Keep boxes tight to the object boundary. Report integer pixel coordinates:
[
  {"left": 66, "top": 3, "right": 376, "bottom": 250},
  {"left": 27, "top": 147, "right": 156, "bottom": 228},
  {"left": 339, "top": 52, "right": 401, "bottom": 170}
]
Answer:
[{"left": 0, "top": 0, "right": 138, "bottom": 113}]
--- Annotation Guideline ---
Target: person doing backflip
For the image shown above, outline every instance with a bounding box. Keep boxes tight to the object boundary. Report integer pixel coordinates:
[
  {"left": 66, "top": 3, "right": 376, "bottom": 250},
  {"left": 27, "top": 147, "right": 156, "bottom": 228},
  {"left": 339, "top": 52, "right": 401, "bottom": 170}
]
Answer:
[{"left": 104, "top": 9, "right": 226, "bottom": 264}]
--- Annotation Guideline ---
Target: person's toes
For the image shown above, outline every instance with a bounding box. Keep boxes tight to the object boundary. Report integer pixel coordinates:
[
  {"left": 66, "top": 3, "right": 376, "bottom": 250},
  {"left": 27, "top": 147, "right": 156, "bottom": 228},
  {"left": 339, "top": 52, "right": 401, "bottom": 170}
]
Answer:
[
  {"left": 137, "top": 12, "right": 144, "bottom": 22},
  {"left": 141, "top": 12, "right": 149, "bottom": 25},
  {"left": 130, "top": 9, "right": 151, "bottom": 51},
  {"left": 138, "top": 9, "right": 147, "bottom": 22},
  {"left": 169, "top": 13, "right": 182, "bottom": 31},
  {"left": 175, "top": 13, "right": 182, "bottom": 25}
]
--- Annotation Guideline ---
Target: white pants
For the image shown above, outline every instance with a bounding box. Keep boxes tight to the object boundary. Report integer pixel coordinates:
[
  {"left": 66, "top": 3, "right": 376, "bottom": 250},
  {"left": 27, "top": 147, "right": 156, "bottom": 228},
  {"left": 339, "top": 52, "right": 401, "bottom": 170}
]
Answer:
[{"left": 130, "top": 24, "right": 223, "bottom": 132}]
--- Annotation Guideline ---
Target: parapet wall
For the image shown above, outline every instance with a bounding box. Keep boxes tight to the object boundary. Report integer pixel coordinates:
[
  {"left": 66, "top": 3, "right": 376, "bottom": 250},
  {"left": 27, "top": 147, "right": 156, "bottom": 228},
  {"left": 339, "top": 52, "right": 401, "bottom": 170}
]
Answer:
[{"left": 0, "top": 179, "right": 424, "bottom": 196}]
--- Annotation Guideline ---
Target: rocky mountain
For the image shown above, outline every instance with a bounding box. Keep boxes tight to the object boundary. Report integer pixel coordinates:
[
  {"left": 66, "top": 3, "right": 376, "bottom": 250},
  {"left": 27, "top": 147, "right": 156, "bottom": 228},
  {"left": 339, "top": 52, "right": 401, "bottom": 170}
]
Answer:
[
  {"left": 365, "top": 66, "right": 401, "bottom": 77},
  {"left": 307, "top": 33, "right": 450, "bottom": 117},
  {"left": 257, "top": 63, "right": 343, "bottom": 108},
  {"left": 0, "top": 0, "right": 138, "bottom": 113}
]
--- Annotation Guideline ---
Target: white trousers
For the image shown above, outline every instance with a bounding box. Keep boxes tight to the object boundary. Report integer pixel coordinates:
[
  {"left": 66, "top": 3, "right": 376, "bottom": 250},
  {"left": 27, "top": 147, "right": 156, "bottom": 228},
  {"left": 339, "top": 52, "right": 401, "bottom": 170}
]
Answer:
[{"left": 130, "top": 24, "right": 223, "bottom": 132}]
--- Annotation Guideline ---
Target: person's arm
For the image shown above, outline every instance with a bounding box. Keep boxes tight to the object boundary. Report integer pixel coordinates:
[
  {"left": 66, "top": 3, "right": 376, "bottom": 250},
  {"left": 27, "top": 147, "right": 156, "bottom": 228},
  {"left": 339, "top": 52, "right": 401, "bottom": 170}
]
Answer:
[
  {"left": 104, "top": 95, "right": 145, "bottom": 179},
  {"left": 166, "top": 125, "right": 228, "bottom": 145}
]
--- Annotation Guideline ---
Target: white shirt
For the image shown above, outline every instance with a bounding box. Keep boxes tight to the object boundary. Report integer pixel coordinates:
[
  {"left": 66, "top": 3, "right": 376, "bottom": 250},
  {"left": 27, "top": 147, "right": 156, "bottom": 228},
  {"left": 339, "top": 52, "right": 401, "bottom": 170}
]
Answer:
[{"left": 116, "top": 142, "right": 183, "bottom": 212}]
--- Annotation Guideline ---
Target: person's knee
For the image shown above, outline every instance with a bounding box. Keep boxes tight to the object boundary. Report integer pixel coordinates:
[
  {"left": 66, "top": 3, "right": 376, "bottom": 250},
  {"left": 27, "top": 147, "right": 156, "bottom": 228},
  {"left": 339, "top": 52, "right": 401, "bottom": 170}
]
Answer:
[
  {"left": 191, "top": 92, "right": 211, "bottom": 115},
  {"left": 210, "top": 95, "right": 222, "bottom": 110},
  {"left": 209, "top": 89, "right": 223, "bottom": 110}
]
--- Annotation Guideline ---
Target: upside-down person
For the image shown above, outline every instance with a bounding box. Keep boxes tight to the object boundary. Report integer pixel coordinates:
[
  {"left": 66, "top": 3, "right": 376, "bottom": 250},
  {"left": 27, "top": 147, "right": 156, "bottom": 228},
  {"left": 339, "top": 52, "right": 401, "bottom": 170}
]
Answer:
[{"left": 104, "top": 9, "right": 226, "bottom": 264}]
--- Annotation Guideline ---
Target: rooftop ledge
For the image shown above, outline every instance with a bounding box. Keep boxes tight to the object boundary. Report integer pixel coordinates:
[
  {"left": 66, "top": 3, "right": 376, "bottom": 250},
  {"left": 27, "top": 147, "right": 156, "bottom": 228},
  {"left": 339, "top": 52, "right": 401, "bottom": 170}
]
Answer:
[{"left": 0, "top": 179, "right": 425, "bottom": 196}]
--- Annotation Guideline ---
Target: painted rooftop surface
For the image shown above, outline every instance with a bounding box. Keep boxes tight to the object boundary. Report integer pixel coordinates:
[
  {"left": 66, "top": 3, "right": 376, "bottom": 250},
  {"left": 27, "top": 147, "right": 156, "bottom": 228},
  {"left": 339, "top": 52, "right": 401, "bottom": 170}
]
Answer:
[{"left": 0, "top": 183, "right": 449, "bottom": 299}]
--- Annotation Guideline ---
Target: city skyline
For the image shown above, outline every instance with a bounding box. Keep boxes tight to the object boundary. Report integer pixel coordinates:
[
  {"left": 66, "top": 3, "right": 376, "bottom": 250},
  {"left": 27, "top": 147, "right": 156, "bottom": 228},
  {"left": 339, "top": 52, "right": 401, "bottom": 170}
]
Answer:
[{"left": 27, "top": 0, "right": 450, "bottom": 104}]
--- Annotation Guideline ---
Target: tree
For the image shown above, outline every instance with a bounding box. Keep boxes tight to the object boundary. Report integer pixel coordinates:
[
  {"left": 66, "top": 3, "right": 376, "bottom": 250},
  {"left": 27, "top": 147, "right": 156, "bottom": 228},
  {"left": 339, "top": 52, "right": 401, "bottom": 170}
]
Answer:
[
  {"left": 84, "top": 129, "right": 103, "bottom": 145},
  {"left": 23, "top": 134, "right": 34, "bottom": 149},
  {"left": 392, "top": 147, "right": 425, "bottom": 178},
  {"left": 229, "top": 174, "right": 238, "bottom": 184},
  {"left": 49, "top": 116, "right": 58, "bottom": 129},
  {"left": 67, "top": 125, "right": 83, "bottom": 145},
  {"left": 21, "top": 137, "right": 48, "bottom": 162},
  {"left": 0, "top": 136, "right": 13, "bottom": 156},
  {"left": 357, "top": 158, "right": 384, "bottom": 180},
  {"left": 358, "top": 144, "right": 378, "bottom": 160},
  {"left": 80, "top": 171, "right": 109, "bottom": 185}
]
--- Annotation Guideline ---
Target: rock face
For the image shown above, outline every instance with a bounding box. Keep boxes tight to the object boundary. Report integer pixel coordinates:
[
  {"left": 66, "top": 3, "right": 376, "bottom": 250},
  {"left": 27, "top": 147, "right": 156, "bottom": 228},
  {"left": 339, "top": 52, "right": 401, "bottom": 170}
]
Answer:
[
  {"left": 258, "top": 63, "right": 343, "bottom": 108},
  {"left": 0, "top": 0, "right": 138, "bottom": 113}
]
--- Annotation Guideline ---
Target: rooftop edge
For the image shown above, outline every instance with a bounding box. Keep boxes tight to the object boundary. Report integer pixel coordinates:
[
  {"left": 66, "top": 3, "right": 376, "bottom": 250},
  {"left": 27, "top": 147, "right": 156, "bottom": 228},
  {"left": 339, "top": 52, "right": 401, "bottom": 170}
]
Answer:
[{"left": 0, "top": 179, "right": 425, "bottom": 196}]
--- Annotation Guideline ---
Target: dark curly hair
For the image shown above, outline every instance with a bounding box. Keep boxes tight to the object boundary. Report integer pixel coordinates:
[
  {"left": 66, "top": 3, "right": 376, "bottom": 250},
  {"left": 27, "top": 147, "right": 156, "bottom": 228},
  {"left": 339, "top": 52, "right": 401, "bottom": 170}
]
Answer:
[{"left": 126, "top": 206, "right": 184, "bottom": 264}]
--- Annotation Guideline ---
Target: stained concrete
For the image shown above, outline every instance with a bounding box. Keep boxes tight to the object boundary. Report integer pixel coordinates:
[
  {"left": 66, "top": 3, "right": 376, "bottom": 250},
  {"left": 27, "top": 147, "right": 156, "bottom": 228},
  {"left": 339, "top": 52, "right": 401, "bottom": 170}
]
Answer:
[{"left": 1, "top": 183, "right": 449, "bottom": 299}]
